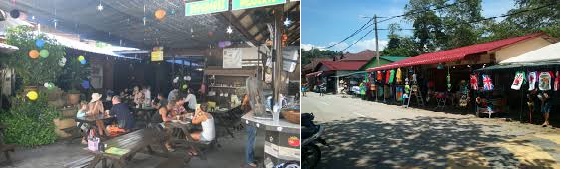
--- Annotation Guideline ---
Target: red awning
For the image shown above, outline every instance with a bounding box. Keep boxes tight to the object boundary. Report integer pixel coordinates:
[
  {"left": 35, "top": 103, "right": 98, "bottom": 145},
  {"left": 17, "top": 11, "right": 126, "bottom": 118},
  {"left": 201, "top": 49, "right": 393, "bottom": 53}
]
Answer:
[{"left": 367, "top": 33, "right": 546, "bottom": 72}]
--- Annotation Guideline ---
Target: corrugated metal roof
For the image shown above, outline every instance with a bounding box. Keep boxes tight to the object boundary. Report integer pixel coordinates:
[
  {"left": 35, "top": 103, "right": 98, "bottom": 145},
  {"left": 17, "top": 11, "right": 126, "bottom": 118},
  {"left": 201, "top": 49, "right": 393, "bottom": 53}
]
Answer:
[{"left": 319, "top": 61, "right": 366, "bottom": 71}]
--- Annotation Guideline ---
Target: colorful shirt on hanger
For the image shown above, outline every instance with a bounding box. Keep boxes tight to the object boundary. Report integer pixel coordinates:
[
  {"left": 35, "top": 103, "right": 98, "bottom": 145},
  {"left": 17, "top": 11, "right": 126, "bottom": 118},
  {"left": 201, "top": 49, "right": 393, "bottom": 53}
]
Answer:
[
  {"left": 555, "top": 71, "right": 559, "bottom": 91},
  {"left": 511, "top": 71, "right": 525, "bottom": 90},
  {"left": 482, "top": 74, "right": 494, "bottom": 91},
  {"left": 470, "top": 74, "right": 478, "bottom": 90},
  {"left": 528, "top": 71, "right": 537, "bottom": 91},
  {"left": 385, "top": 70, "right": 391, "bottom": 84},
  {"left": 396, "top": 68, "right": 403, "bottom": 84},
  {"left": 389, "top": 69, "right": 396, "bottom": 84},
  {"left": 538, "top": 71, "right": 553, "bottom": 91},
  {"left": 377, "top": 71, "right": 383, "bottom": 82}
]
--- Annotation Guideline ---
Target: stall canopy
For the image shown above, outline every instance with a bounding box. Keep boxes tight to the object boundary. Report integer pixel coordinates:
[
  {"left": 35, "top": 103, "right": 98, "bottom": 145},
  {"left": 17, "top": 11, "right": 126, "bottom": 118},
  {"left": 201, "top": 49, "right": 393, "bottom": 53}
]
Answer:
[
  {"left": 476, "top": 43, "right": 560, "bottom": 71},
  {"left": 317, "top": 61, "right": 365, "bottom": 71},
  {"left": 332, "top": 71, "right": 366, "bottom": 78},
  {"left": 367, "top": 32, "right": 547, "bottom": 72}
]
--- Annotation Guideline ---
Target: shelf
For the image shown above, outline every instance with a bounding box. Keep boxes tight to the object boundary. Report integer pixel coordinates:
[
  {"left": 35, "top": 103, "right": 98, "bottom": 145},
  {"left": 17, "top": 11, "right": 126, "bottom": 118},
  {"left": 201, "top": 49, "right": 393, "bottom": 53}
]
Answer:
[{"left": 209, "top": 86, "right": 246, "bottom": 89}]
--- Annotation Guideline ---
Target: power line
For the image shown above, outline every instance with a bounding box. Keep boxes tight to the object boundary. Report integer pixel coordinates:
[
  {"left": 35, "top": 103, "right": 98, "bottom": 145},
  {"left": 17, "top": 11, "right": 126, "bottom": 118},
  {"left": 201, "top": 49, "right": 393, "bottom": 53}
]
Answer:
[
  {"left": 340, "top": 2, "right": 554, "bottom": 52},
  {"left": 324, "top": 16, "right": 375, "bottom": 49}
]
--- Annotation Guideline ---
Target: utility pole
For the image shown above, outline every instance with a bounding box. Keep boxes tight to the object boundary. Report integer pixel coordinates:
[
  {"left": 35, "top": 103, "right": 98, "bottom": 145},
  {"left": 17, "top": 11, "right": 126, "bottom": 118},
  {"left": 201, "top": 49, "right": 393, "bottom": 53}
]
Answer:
[{"left": 374, "top": 14, "right": 380, "bottom": 67}]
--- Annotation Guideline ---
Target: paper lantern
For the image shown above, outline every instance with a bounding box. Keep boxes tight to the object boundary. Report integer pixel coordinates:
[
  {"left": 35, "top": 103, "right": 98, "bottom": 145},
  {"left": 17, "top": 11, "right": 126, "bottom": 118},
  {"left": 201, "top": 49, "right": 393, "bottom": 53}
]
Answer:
[
  {"left": 39, "top": 50, "right": 49, "bottom": 58},
  {"left": 78, "top": 55, "right": 85, "bottom": 61},
  {"left": 36, "top": 39, "right": 45, "bottom": 48},
  {"left": 182, "top": 84, "right": 188, "bottom": 89},
  {"left": 10, "top": 9, "right": 20, "bottom": 18},
  {"left": 80, "top": 59, "right": 87, "bottom": 65},
  {"left": 81, "top": 80, "right": 90, "bottom": 89},
  {"left": 26, "top": 91, "right": 38, "bottom": 101},
  {"left": 59, "top": 57, "right": 67, "bottom": 67},
  {"left": 29, "top": 50, "right": 40, "bottom": 59},
  {"left": 155, "top": 9, "right": 166, "bottom": 20}
]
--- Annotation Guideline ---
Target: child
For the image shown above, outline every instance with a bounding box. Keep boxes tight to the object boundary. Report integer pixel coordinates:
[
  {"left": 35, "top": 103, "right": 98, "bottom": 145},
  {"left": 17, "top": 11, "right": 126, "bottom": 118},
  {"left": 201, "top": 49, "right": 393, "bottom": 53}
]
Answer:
[{"left": 76, "top": 102, "right": 89, "bottom": 144}]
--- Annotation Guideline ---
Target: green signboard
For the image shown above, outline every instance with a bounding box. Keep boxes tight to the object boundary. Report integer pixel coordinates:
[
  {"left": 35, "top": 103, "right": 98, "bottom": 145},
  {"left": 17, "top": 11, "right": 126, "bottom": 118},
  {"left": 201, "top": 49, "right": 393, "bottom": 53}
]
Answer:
[
  {"left": 232, "top": 0, "right": 287, "bottom": 10},
  {"left": 185, "top": 0, "right": 229, "bottom": 16}
]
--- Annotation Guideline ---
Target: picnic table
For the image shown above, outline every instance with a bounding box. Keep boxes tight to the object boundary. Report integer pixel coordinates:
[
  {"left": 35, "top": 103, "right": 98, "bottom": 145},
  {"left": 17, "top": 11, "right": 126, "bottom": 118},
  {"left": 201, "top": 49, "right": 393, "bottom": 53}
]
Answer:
[
  {"left": 75, "top": 114, "right": 115, "bottom": 138},
  {"left": 131, "top": 106, "right": 158, "bottom": 123},
  {"left": 87, "top": 128, "right": 169, "bottom": 168}
]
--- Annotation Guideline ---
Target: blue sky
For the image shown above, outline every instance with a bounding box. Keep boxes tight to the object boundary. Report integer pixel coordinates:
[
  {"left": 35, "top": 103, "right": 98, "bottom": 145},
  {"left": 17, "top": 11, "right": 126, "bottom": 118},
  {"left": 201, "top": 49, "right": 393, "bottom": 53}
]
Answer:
[{"left": 301, "top": 0, "right": 516, "bottom": 53}]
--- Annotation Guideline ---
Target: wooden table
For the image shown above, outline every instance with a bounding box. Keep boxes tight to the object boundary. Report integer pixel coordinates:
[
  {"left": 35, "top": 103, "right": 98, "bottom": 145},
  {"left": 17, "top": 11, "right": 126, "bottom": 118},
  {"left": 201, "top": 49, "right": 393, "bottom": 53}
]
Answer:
[
  {"left": 132, "top": 107, "right": 158, "bottom": 123},
  {"left": 75, "top": 114, "right": 115, "bottom": 138},
  {"left": 87, "top": 128, "right": 169, "bottom": 168}
]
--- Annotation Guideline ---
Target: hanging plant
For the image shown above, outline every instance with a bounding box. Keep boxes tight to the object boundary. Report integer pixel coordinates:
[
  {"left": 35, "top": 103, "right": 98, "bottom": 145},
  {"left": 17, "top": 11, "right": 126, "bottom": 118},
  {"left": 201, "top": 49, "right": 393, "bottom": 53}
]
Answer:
[{"left": 3, "top": 26, "right": 65, "bottom": 88}]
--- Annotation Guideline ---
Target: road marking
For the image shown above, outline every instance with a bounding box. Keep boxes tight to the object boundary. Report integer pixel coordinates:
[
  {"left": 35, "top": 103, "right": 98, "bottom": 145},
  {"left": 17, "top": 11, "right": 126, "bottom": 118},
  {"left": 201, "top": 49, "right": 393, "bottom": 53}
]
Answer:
[{"left": 352, "top": 112, "right": 366, "bottom": 117}]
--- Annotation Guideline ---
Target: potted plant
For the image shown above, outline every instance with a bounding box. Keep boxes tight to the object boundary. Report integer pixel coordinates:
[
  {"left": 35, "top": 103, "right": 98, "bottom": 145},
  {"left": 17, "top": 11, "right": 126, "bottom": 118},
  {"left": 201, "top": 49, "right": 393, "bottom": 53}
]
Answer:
[{"left": 2, "top": 26, "right": 64, "bottom": 93}]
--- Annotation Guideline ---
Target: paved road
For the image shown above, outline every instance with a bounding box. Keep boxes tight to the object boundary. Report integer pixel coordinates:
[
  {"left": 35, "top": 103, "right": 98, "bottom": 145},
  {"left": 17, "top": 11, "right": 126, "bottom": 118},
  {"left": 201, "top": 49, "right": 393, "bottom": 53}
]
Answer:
[{"left": 302, "top": 92, "right": 560, "bottom": 169}]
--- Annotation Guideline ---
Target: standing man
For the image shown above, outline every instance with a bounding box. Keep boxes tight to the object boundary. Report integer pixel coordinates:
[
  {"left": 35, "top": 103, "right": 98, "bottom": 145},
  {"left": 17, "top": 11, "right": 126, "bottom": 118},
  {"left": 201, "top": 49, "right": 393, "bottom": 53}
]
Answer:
[{"left": 539, "top": 92, "right": 552, "bottom": 127}]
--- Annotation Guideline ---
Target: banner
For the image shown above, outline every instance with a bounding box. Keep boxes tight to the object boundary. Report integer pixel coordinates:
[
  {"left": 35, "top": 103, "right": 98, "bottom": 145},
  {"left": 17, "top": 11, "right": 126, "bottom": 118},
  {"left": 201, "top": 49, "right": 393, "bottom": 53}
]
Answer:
[
  {"left": 185, "top": 0, "right": 229, "bottom": 16},
  {"left": 151, "top": 50, "right": 163, "bottom": 61},
  {"left": 223, "top": 48, "right": 243, "bottom": 68}
]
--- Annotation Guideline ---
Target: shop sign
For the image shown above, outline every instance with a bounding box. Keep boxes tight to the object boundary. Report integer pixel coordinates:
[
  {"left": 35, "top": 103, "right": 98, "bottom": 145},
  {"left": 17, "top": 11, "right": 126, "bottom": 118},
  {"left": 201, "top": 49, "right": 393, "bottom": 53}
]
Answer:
[
  {"left": 151, "top": 50, "right": 163, "bottom": 61},
  {"left": 232, "top": 0, "right": 286, "bottom": 10},
  {"left": 185, "top": 0, "right": 229, "bottom": 16}
]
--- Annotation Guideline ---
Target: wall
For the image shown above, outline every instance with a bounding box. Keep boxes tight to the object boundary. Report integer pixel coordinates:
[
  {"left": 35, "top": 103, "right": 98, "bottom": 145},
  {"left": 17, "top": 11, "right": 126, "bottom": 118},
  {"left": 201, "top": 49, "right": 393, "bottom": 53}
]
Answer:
[{"left": 495, "top": 37, "right": 552, "bottom": 62}]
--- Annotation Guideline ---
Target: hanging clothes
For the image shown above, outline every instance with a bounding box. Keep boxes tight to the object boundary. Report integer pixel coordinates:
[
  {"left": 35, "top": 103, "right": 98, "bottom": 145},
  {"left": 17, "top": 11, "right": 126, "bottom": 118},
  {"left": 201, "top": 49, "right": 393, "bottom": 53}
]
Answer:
[
  {"left": 538, "top": 71, "right": 553, "bottom": 91},
  {"left": 396, "top": 86, "right": 403, "bottom": 101},
  {"left": 555, "top": 71, "right": 559, "bottom": 91},
  {"left": 482, "top": 74, "right": 494, "bottom": 91},
  {"left": 385, "top": 70, "right": 391, "bottom": 84},
  {"left": 389, "top": 69, "right": 396, "bottom": 84},
  {"left": 377, "top": 71, "right": 383, "bottom": 82},
  {"left": 511, "top": 71, "right": 525, "bottom": 90},
  {"left": 396, "top": 68, "right": 403, "bottom": 84},
  {"left": 528, "top": 71, "right": 537, "bottom": 91},
  {"left": 470, "top": 74, "right": 478, "bottom": 90},
  {"left": 446, "top": 72, "right": 451, "bottom": 92}
]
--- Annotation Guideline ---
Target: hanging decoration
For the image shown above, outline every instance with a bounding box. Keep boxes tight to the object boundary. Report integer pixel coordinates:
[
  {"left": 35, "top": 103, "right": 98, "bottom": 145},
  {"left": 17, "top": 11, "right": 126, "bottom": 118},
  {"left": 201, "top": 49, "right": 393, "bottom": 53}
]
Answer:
[
  {"left": 528, "top": 71, "right": 537, "bottom": 91},
  {"left": 44, "top": 82, "right": 55, "bottom": 90},
  {"left": 446, "top": 67, "right": 451, "bottom": 92},
  {"left": 226, "top": 26, "right": 233, "bottom": 34},
  {"left": 81, "top": 80, "right": 90, "bottom": 89},
  {"left": 28, "top": 50, "right": 39, "bottom": 59},
  {"left": 538, "top": 71, "right": 553, "bottom": 91},
  {"left": 396, "top": 68, "right": 402, "bottom": 84},
  {"left": 283, "top": 17, "right": 292, "bottom": 27},
  {"left": 470, "top": 74, "right": 478, "bottom": 90},
  {"left": 437, "top": 63, "right": 444, "bottom": 70},
  {"left": 511, "top": 71, "right": 525, "bottom": 90},
  {"left": 376, "top": 71, "right": 382, "bottom": 82},
  {"left": 10, "top": 9, "right": 20, "bottom": 18},
  {"left": 218, "top": 41, "right": 232, "bottom": 48},
  {"left": 97, "top": 0, "right": 104, "bottom": 11},
  {"left": 555, "top": 71, "right": 559, "bottom": 91},
  {"left": 39, "top": 49, "right": 49, "bottom": 58},
  {"left": 282, "top": 34, "right": 288, "bottom": 47},
  {"left": 388, "top": 69, "right": 396, "bottom": 84},
  {"left": 385, "top": 70, "right": 391, "bottom": 84},
  {"left": 59, "top": 57, "right": 67, "bottom": 67},
  {"left": 155, "top": 9, "right": 166, "bottom": 20},
  {"left": 482, "top": 74, "right": 494, "bottom": 91},
  {"left": 26, "top": 90, "right": 38, "bottom": 101},
  {"left": 35, "top": 39, "right": 45, "bottom": 48}
]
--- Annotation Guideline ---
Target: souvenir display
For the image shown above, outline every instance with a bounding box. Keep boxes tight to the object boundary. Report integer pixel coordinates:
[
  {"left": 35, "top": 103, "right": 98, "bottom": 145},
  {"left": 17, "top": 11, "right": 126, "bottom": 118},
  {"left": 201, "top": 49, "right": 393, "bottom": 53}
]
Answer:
[
  {"left": 385, "top": 70, "right": 391, "bottom": 84},
  {"left": 396, "top": 86, "right": 403, "bottom": 101},
  {"left": 528, "top": 71, "right": 537, "bottom": 91},
  {"left": 389, "top": 69, "right": 396, "bottom": 84},
  {"left": 396, "top": 68, "right": 403, "bottom": 84},
  {"left": 538, "top": 71, "right": 553, "bottom": 91},
  {"left": 376, "top": 71, "right": 383, "bottom": 81},
  {"left": 511, "top": 71, "right": 525, "bottom": 90}
]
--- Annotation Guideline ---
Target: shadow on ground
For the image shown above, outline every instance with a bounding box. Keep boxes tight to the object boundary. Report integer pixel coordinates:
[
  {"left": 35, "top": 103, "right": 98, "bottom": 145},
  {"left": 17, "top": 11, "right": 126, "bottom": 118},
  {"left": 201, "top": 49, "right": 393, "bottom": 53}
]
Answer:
[{"left": 314, "top": 116, "right": 558, "bottom": 169}]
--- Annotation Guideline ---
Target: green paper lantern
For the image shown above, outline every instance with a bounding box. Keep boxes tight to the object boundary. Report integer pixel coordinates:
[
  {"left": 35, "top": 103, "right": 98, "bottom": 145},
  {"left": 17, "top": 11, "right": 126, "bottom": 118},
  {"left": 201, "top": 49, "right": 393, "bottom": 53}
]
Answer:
[
  {"left": 182, "top": 84, "right": 188, "bottom": 89},
  {"left": 39, "top": 49, "right": 49, "bottom": 58},
  {"left": 78, "top": 55, "right": 85, "bottom": 61}
]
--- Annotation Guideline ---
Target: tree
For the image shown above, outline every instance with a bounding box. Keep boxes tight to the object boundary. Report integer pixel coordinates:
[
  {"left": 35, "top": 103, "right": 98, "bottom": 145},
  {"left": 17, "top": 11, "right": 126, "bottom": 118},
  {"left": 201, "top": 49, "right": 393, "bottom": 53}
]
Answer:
[
  {"left": 301, "top": 48, "right": 341, "bottom": 65},
  {"left": 382, "top": 23, "right": 420, "bottom": 57}
]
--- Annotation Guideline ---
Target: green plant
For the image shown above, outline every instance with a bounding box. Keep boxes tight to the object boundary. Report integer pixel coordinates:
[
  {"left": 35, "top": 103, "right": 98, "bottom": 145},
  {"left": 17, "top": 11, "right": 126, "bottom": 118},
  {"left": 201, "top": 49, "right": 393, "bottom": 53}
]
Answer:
[
  {"left": 3, "top": 25, "right": 65, "bottom": 87},
  {"left": 57, "top": 54, "right": 90, "bottom": 92},
  {"left": 0, "top": 92, "right": 60, "bottom": 147}
]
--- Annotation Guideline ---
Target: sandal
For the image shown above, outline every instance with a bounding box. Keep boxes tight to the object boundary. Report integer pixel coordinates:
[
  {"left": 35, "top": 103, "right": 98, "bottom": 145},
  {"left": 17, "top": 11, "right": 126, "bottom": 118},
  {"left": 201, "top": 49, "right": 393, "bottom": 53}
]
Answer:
[{"left": 247, "top": 163, "right": 257, "bottom": 168}]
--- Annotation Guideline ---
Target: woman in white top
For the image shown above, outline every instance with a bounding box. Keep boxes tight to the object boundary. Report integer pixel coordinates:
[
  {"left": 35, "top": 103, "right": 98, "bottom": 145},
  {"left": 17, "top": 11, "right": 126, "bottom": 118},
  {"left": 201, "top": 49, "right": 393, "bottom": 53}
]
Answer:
[
  {"left": 185, "top": 89, "right": 197, "bottom": 111},
  {"left": 187, "top": 103, "right": 215, "bottom": 156}
]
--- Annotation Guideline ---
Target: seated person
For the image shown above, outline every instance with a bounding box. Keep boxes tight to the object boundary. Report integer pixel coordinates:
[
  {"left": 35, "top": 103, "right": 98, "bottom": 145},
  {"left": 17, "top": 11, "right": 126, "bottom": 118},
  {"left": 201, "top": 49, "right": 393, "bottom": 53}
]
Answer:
[
  {"left": 88, "top": 93, "right": 106, "bottom": 136},
  {"left": 186, "top": 103, "right": 215, "bottom": 156},
  {"left": 76, "top": 102, "right": 89, "bottom": 144},
  {"left": 158, "top": 102, "right": 176, "bottom": 152},
  {"left": 185, "top": 89, "right": 198, "bottom": 111},
  {"left": 173, "top": 98, "right": 188, "bottom": 115},
  {"left": 107, "top": 96, "right": 136, "bottom": 132},
  {"left": 153, "top": 93, "right": 168, "bottom": 109}
]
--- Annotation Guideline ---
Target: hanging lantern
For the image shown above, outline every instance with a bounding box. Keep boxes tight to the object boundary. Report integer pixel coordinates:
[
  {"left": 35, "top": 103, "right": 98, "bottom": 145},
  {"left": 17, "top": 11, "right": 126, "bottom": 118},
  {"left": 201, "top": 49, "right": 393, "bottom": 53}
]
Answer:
[
  {"left": 81, "top": 80, "right": 90, "bottom": 89},
  {"left": 26, "top": 91, "right": 39, "bottom": 101},
  {"left": 29, "top": 50, "right": 40, "bottom": 59},
  {"left": 155, "top": 9, "right": 166, "bottom": 20},
  {"left": 39, "top": 49, "right": 49, "bottom": 58},
  {"left": 80, "top": 59, "right": 87, "bottom": 65},
  {"left": 59, "top": 57, "right": 67, "bottom": 67},
  {"left": 35, "top": 39, "right": 45, "bottom": 48},
  {"left": 10, "top": 9, "right": 20, "bottom": 18},
  {"left": 78, "top": 55, "right": 85, "bottom": 61},
  {"left": 182, "top": 84, "right": 188, "bottom": 89},
  {"left": 437, "top": 63, "right": 444, "bottom": 70}
]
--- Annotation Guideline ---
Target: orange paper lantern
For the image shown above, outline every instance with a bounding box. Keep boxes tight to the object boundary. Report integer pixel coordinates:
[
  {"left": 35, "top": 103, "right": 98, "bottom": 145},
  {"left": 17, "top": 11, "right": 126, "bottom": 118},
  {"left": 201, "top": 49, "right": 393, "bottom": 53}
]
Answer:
[
  {"left": 155, "top": 9, "right": 166, "bottom": 20},
  {"left": 29, "top": 50, "right": 40, "bottom": 59}
]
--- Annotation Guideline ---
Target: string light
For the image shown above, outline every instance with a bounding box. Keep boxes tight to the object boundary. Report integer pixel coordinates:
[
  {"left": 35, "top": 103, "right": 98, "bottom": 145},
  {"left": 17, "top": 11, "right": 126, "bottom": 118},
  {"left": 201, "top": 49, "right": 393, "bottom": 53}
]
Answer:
[
  {"left": 97, "top": 0, "right": 104, "bottom": 11},
  {"left": 283, "top": 17, "right": 292, "bottom": 27},
  {"left": 226, "top": 26, "right": 233, "bottom": 34}
]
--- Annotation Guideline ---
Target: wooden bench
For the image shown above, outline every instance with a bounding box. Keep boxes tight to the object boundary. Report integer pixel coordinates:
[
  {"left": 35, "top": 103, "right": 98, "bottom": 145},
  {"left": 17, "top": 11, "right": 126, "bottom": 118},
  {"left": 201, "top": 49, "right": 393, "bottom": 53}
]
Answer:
[
  {"left": 0, "top": 124, "right": 16, "bottom": 164},
  {"left": 63, "top": 155, "right": 95, "bottom": 168}
]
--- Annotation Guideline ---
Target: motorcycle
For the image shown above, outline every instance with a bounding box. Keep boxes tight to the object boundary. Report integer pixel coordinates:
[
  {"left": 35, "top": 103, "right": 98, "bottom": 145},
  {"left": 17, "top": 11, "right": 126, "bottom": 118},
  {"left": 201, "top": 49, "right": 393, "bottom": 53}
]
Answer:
[{"left": 301, "top": 113, "right": 328, "bottom": 169}]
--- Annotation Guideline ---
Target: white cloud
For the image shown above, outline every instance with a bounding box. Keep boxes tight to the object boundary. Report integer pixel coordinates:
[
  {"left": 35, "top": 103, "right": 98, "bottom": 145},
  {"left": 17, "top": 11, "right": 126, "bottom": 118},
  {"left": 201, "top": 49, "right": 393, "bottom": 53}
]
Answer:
[
  {"left": 301, "top": 44, "right": 324, "bottom": 51},
  {"left": 347, "top": 38, "right": 388, "bottom": 53}
]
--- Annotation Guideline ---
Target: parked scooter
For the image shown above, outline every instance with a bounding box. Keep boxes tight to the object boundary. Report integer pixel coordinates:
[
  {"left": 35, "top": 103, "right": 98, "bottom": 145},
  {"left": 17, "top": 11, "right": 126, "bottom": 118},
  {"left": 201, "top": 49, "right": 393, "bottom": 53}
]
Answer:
[{"left": 301, "top": 113, "right": 328, "bottom": 169}]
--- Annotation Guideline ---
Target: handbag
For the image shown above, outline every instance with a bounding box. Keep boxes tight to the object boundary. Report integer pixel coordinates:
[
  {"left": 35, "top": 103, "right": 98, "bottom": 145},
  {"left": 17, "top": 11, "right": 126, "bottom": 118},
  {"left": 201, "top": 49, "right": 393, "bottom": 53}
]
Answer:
[{"left": 87, "top": 129, "right": 100, "bottom": 151}]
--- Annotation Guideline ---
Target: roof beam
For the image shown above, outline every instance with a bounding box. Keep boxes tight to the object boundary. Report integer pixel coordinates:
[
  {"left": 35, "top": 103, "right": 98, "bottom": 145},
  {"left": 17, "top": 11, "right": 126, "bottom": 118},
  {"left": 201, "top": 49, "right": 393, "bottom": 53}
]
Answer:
[{"left": 219, "top": 11, "right": 260, "bottom": 46}]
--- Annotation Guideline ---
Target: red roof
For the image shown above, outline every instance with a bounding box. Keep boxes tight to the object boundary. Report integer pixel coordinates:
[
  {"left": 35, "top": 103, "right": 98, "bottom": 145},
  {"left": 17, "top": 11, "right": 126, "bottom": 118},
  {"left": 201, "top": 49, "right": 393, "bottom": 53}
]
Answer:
[
  {"left": 303, "top": 57, "right": 332, "bottom": 71},
  {"left": 340, "top": 50, "right": 378, "bottom": 61},
  {"left": 318, "top": 61, "right": 366, "bottom": 71},
  {"left": 367, "top": 33, "right": 547, "bottom": 72}
]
